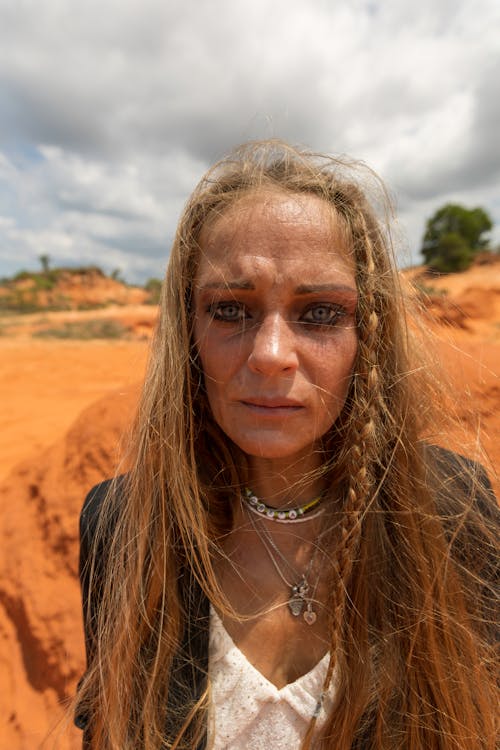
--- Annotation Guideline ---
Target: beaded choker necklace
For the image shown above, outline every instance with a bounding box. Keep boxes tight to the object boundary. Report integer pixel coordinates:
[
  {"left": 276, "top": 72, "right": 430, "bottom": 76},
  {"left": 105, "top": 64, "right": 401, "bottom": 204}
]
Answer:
[{"left": 242, "top": 487, "right": 325, "bottom": 523}]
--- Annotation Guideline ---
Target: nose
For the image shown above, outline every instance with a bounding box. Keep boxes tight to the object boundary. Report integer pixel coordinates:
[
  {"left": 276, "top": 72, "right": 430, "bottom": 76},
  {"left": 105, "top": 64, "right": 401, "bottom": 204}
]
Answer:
[{"left": 247, "top": 313, "right": 299, "bottom": 376}]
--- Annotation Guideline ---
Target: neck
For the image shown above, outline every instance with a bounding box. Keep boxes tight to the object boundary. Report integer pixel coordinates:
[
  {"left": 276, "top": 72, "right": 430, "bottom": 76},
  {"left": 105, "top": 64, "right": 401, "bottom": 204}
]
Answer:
[{"left": 245, "top": 453, "right": 327, "bottom": 509}]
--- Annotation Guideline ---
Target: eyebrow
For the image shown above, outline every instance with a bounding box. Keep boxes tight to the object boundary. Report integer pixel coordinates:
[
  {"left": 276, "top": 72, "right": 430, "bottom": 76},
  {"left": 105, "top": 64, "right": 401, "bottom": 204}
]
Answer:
[
  {"left": 198, "top": 281, "right": 255, "bottom": 291},
  {"left": 294, "top": 283, "right": 357, "bottom": 295},
  {"left": 198, "top": 281, "right": 357, "bottom": 295}
]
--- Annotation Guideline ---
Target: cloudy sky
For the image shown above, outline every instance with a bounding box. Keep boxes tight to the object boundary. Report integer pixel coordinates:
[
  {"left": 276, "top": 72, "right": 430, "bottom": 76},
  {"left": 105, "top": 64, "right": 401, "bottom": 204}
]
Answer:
[{"left": 1, "top": 0, "right": 499, "bottom": 283}]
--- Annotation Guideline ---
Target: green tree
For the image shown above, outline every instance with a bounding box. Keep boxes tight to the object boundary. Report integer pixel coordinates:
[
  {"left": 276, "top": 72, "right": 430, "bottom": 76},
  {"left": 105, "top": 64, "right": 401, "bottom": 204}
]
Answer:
[
  {"left": 421, "top": 204, "right": 492, "bottom": 272},
  {"left": 39, "top": 254, "right": 51, "bottom": 273}
]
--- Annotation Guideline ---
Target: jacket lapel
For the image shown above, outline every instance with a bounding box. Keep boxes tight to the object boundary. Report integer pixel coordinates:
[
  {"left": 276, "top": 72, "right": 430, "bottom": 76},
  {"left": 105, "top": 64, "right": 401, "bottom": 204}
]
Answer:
[{"left": 164, "top": 572, "right": 210, "bottom": 749}]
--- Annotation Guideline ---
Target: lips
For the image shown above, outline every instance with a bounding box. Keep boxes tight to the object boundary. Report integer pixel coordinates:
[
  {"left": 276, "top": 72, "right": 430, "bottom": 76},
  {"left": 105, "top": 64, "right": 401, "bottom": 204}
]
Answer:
[{"left": 240, "top": 397, "right": 304, "bottom": 413}]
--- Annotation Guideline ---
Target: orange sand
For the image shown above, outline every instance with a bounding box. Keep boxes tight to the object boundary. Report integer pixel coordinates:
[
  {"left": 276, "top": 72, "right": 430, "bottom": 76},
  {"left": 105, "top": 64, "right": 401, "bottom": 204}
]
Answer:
[{"left": 0, "top": 338, "right": 148, "bottom": 483}]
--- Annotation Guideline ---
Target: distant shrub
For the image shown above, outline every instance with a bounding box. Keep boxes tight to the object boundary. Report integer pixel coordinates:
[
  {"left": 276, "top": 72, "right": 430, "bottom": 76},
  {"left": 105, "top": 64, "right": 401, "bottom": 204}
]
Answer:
[
  {"left": 13, "top": 270, "right": 31, "bottom": 281},
  {"left": 34, "top": 273, "right": 58, "bottom": 290},
  {"left": 65, "top": 265, "right": 105, "bottom": 277},
  {"left": 110, "top": 268, "right": 125, "bottom": 282},
  {"left": 33, "top": 319, "right": 129, "bottom": 340},
  {"left": 10, "top": 269, "right": 59, "bottom": 290},
  {"left": 144, "top": 278, "right": 163, "bottom": 305},
  {"left": 76, "top": 302, "right": 108, "bottom": 311},
  {"left": 11, "top": 265, "right": 106, "bottom": 283},
  {"left": 0, "top": 289, "right": 70, "bottom": 314},
  {"left": 412, "top": 281, "right": 448, "bottom": 298}
]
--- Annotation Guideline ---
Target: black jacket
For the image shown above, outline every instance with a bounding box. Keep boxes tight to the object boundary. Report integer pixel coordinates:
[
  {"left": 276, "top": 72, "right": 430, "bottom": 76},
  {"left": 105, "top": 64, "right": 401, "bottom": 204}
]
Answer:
[
  {"left": 75, "top": 446, "right": 498, "bottom": 748},
  {"left": 75, "top": 473, "right": 210, "bottom": 749}
]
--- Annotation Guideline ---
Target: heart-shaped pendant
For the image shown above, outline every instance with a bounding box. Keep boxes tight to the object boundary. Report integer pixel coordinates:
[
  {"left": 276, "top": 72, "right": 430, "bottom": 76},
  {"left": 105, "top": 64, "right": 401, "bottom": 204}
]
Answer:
[{"left": 303, "top": 608, "right": 317, "bottom": 625}]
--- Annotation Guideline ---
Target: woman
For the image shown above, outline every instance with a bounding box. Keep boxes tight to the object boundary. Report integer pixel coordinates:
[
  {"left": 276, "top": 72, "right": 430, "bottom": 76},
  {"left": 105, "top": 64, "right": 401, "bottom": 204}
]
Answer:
[{"left": 74, "top": 141, "right": 498, "bottom": 749}]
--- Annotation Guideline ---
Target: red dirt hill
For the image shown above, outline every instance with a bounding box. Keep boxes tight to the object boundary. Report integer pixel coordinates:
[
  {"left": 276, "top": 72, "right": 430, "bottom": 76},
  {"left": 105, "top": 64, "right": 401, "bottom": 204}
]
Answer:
[
  {"left": 0, "top": 267, "right": 149, "bottom": 312},
  {"left": 0, "top": 387, "right": 139, "bottom": 749}
]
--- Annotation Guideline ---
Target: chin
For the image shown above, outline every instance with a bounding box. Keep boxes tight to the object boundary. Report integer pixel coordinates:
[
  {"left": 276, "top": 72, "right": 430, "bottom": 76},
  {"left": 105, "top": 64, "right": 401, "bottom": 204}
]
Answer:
[
  {"left": 230, "top": 435, "right": 319, "bottom": 462},
  {"left": 242, "top": 446, "right": 301, "bottom": 460}
]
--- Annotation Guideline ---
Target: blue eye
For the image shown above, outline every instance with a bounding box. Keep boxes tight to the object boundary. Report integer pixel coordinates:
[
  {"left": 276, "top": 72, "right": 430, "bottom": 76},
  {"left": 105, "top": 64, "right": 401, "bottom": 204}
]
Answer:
[
  {"left": 302, "top": 304, "right": 345, "bottom": 326},
  {"left": 210, "top": 302, "right": 248, "bottom": 322}
]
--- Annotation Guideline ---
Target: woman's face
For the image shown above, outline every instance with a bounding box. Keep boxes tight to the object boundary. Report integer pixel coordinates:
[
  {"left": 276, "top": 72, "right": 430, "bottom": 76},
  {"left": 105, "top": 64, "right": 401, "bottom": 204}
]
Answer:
[{"left": 193, "top": 190, "right": 358, "bottom": 464}]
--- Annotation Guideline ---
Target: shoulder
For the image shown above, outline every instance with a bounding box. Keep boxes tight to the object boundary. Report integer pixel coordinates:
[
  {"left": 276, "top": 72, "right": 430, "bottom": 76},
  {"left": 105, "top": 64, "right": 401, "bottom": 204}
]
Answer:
[
  {"left": 424, "top": 443, "right": 497, "bottom": 515},
  {"left": 424, "top": 443, "right": 498, "bottom": 579},
  {"left": 80, "top": 475, "right": 127, "bottom": 544},
  {"left": 423, "top": 444, "right": 499, "bottom": 544},
  {"left": 424, "top": 446, "right": 498, "bottom": 637},
  {"left": 424, "top": 442, "right": 491, "bottom": 478},
  {"left": 79, "top": 475, "right": 128, "bottom": 586},
  {"left": 80, "top": 478, "right": 113, "bottom": 536}
]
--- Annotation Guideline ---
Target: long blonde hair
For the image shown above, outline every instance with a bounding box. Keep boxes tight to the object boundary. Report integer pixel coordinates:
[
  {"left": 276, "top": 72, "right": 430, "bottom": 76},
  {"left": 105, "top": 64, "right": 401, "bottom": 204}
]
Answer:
[{"left": 75, "top": 141, "right": 498, "bottom": 749}]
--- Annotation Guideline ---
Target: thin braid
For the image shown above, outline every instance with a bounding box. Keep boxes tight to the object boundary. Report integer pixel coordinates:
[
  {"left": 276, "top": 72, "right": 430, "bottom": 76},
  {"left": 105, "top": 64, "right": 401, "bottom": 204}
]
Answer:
[{"left": 301, "top": 210, "right": 380, "bottom": 750}]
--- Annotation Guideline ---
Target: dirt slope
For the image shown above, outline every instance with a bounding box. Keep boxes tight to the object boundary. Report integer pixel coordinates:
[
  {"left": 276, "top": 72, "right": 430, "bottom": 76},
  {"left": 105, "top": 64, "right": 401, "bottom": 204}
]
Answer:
[{"left": 0, "top": 386, "right": 141, "bottom": 749}]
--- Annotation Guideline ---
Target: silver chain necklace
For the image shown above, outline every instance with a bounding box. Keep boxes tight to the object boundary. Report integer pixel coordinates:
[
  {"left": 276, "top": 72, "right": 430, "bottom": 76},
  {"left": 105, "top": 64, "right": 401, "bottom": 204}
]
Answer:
[{"left": 245, "top": 500, "right": 324, "bottom": 625}]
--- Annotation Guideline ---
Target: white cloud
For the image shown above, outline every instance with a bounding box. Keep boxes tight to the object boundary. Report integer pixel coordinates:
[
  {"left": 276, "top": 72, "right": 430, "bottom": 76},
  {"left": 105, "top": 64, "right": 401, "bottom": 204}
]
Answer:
[{"left": 0, "top": 0, "right": 499, "bottom": 280}]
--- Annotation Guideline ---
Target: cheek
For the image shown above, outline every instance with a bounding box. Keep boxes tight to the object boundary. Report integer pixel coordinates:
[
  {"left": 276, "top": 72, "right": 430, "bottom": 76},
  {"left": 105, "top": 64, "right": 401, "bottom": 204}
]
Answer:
[
  {"left": 196, "top": 332, "right": 226, "bottom": 386},
  {"left": 194, "top": 319, "right": 215, "bottom": 376},
  {"left": 317, "top": 338, "right": 357, "bottom": 413},
  {"left": 195, "top": 332, "right": 234, "bottom": 418},
  {"left": 195, "top": 347, "right": 222, "bottom": 422},
  {"left": 320, "top": 333, "right": 357, "bottom": 382},
  {"left": 195, "top": 321, "right": 247, "bottom": 380}
]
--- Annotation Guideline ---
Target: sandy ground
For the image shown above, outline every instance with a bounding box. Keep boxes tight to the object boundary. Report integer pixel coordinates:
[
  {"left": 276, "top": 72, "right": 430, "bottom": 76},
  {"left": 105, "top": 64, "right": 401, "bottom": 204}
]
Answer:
[
  {"left": 0, "top": 338, "right": 148, "bottom": 482},
  {"left": 0, "top": 262, "right": 498, "bottom": 748},
  {"left": 0, "top": 339, "right": 148, "bottom": 749}
]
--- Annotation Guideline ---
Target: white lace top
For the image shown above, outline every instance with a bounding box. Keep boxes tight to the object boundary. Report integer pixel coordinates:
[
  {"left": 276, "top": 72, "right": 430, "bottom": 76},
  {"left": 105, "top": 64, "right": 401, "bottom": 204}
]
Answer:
[{"left": 207, "top": 606, "right": 336, "bottom": 749}]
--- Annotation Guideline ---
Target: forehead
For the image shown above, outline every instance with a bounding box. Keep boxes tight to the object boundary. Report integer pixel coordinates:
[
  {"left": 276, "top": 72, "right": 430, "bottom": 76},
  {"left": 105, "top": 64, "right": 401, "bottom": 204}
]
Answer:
[{"left": 196, "top": 191, "right": 355, "bottom": 284}]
